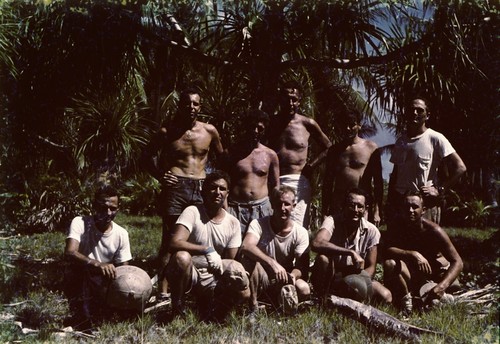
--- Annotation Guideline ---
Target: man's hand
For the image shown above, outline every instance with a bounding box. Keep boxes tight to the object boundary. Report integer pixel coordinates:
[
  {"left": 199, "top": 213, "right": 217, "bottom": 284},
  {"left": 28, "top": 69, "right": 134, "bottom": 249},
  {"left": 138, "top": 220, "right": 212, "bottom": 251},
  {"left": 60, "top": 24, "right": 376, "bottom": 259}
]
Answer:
[
  {"left": 351, "top": 251, "right": 365, "bottom": 270},
  {"left": 301, "top": 164, "right": 314, "bottom": 181},
  {"left": 428, "top": 284, "right": 446, "bottom": 301},
  {"left": 372, "top": 210, "right": 381, "bottom": 227},
  {"left": 268, "top": 260, "right": 289, "bottom": 284},
  {"left": 411, "top": 251, "right": 432, "bottom": 275},
  {"left": 420, "top": 185, "right": 439, "bottom": 198},
  {"left": 205, "top": 247, "right": 223, "bottom": 275},
  {"left": 97, "top": 262, "right": 117, "bottom": 279},
  {"left": 162, "top": 171, "right": 179, "bottom": 187}
]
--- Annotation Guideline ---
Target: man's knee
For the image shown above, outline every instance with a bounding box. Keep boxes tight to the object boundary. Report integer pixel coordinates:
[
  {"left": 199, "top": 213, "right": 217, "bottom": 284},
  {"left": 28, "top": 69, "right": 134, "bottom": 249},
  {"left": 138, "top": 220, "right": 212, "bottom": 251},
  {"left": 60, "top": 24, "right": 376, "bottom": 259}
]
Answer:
[
  {"left": 383, "top": 259, "right": 398, "bottom": 274},
  {"left": 295, "top": 279, "right": 311, "bottom": 301},
  {"left": 169, "top": 251, "right": 192, "bottom": 272}
]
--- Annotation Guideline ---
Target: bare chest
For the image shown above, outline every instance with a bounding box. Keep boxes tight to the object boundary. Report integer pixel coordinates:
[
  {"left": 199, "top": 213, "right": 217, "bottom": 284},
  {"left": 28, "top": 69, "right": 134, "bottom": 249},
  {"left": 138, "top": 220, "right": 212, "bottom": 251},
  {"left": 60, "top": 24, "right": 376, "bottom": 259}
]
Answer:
[
  {"left": 234, "top": 150, "right": 271, "bottom": 177},
  {"left": 337, "top": 146, "right": 372, "bottom": 170},
  {"left": 169, "top": 129, "right": 211, "bottom": 156},
  {"left": 279, "top": 122, "right": 310, "bottom": 151}
]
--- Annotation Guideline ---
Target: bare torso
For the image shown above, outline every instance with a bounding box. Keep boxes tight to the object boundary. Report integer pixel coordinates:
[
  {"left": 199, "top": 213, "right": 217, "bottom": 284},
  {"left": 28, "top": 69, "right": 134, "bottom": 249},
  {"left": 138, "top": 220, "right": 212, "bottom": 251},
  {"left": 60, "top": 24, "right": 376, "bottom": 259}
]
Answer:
[
  {"left": 229, "top": 143, "right": 279, "bottom": 202},
  {"left": 274, "top": 114, "right": 311, "bottom": 175},
  {"left": 331, "top": 138, "right": 378, "bottom": 203},
  {"left": 159, "top": 121, "right": 218, "bottom": 179}
]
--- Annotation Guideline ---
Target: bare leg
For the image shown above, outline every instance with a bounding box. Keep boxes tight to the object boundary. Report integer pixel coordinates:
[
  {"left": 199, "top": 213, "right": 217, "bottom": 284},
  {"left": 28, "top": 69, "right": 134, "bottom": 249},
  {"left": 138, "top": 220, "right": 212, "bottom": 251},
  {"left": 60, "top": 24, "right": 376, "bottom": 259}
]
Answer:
[
  {"left": 166, "top": 251, "right": 193, "bottom": 313},
  {"left": 310, "top": 255, "right": 335, "bottom": 298},
  {"left": 158, "top": 215, "right": 177, "bottom": 295},
  {"left": 295, "top": 278, "right": 311, "bottom": 302},
  {"left": 371, "top": 280, "right": 393, "bottom": 304}
]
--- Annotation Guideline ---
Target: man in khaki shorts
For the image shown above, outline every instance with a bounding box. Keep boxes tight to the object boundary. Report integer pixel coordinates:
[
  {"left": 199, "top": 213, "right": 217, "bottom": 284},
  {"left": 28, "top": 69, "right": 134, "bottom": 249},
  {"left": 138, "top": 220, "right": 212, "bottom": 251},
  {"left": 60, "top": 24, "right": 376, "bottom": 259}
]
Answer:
[
  {"left": 166, "top": 171, "right": 249, "bottom": 321},
  {"left": 383, "top": 191, "right": 463, "bottom": 315},
  {"left": 240, "top": 186, "right": 310, "bottom": 315}
]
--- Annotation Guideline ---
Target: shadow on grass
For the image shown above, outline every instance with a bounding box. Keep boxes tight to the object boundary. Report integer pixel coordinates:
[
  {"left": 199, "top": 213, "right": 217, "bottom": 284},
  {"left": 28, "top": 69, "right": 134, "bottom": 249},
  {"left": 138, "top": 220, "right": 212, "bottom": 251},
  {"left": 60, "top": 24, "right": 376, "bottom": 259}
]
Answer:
[{"left": 450, "top": 229, "right": 499, "bottom": 287}]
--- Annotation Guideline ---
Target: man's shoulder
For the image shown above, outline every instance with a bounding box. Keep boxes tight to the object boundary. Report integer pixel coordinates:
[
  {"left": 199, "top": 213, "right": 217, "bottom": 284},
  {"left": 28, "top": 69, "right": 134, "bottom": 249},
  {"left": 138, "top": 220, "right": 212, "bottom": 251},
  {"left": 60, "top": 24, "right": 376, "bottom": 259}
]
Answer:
[
  {"left": 256, "top": 143, "right": 279, "bottom": 156},
  {"left": 197, "top": 121, "right": 219, "bottom": 134},
  {"left": 111, "top": 221, "right": 129, "bottom": 235},
  {"left": 361, "top": 218, "right": 380, "bottom": 234}
]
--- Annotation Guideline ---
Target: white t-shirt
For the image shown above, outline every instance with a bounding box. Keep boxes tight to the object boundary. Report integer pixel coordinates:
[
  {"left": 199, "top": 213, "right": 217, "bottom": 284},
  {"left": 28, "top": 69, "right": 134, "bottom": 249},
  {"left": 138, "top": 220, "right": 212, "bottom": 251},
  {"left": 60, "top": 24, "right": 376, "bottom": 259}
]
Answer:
[
  {"left": 176, "top": 205, "right": 242, "bottom": 255},
  {"left": 321, "top": 215, "right": 380, "bottom": 268},
  {"left": 247, "top": 216, "right": 309, "bottom": 272},
  {"left": 67, "top": 216, "right": 132, "bottom": 264},
  {"left": 390, "top": 128, "right": 455, "bottom": 194}
]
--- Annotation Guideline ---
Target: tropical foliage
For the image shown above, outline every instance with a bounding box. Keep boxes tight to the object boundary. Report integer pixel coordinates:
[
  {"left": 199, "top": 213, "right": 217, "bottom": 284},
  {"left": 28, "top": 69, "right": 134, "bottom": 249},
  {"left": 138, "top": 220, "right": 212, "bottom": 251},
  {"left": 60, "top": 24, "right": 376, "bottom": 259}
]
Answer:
[{"left": 0, "top": 0, "right": 498, "bottom": 232}]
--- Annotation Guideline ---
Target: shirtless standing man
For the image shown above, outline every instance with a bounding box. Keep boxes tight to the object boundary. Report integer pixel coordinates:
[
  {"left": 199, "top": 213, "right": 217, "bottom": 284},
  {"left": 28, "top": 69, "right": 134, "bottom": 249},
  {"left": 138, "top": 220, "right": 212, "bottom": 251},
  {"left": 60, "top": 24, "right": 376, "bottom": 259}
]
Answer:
[
  {"left": 322, "top": 110, "right": 383, "bottom": 225},
  {"left": 225, "top": 109, "right": 280, "bottom": 236},
  {"left": 141, "top": 88, "right": 224, "bottom": 299},
  {"left": 269, "top": 81, "right": 332, "bottom": 229}
]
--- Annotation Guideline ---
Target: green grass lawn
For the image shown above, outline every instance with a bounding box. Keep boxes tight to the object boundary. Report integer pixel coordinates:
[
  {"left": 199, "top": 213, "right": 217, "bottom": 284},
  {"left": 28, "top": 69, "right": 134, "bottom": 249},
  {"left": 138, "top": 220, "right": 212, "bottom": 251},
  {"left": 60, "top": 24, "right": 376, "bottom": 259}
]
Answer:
[{"left": 0, "top": 215, "right": 498, "bottom": 343}]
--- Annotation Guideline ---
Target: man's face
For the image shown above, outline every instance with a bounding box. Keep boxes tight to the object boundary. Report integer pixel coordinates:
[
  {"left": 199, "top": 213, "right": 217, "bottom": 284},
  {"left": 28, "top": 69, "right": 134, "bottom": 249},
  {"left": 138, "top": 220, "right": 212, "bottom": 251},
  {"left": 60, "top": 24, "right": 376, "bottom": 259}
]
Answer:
[
  {"left": 179, "top": 93, "right": 201, "bottom": 122},
  {"left": 345, "top": 120, "right": 361, "bottom": 139},
  {"left": 202, "top": 178, "right": 229, "bottom": 208},
  {"left": 404, "top": 99, "right": 428, "bottom": 128},
  {"left": 343, "top": 193, "right": 366, "bottom": 223},
  {"left": 93, "top": 196, "right": 119, "bottom": 231},
  {"left": 279, "top": 88, "right": 301, "bottom": 116},
  {"left": 247, "top": 120, "right": 266, "bottom": 143},
  {"left": 271, "top": 191, "right": 295, "bottom": 221},
  {"left": 403, "top": 195, "right": 425, "bottom": 224}
]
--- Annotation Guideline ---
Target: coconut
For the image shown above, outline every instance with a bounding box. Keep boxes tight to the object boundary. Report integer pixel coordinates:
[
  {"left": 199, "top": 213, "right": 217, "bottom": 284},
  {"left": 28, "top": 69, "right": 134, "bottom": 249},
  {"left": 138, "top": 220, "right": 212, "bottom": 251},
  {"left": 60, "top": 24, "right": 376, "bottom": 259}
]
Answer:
[{"left": 105, "top": 265, "right": 152, "bottom": 311}]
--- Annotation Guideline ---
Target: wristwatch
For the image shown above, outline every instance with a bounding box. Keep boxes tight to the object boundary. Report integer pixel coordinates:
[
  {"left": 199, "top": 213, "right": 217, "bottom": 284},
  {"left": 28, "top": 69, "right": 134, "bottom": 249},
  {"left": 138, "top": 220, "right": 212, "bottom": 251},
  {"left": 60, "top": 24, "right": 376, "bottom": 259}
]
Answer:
[{"left": 437, "top": 186, "right": 445, "bottom": 195}]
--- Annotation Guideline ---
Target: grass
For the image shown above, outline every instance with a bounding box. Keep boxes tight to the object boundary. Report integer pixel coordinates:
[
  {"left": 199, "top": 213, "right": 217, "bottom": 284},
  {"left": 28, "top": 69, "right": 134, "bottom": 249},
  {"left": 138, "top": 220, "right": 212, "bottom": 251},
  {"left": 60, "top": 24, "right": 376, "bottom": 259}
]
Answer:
[{"left": 0, "top": 215, "right": 498, "bottom": 343}]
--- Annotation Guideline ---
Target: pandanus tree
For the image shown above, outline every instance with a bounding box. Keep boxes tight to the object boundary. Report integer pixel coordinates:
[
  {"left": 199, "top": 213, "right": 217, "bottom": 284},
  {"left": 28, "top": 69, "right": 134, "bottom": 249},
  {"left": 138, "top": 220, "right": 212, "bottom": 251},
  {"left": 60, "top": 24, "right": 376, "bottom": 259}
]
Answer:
[{"left": 0, "top": 0, "right": 496, "bottom": 228}]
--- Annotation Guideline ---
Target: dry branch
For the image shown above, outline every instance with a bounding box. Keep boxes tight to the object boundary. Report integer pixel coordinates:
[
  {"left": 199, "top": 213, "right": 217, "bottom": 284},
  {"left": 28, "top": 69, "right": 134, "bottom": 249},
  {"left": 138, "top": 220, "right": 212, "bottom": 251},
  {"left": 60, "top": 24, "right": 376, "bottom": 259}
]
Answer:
[{"left": 327, "top": 295, "right": 443, "bottom": 343}]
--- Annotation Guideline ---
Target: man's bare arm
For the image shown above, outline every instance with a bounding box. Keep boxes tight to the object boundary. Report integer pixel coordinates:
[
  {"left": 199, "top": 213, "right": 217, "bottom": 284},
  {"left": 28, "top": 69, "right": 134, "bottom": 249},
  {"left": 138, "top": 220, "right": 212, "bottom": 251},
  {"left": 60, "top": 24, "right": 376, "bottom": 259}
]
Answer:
[
  {"left": 268, "top": 150, "right": 280, "bottom": 191},
  {"left": 363, "top": 246, "right": 378, "bottom": 277},
  {"left": 312, "top": 228, "right": 364, "bottom": 269},
  {"left": 305, "top": 118, "right": 332, "bottom": 169},
  {"left": 368, "top": 148, "right": 384, "bottom": 224},
  {"left": 292, "top": 250, "right": 310, "bottom": 281},
  {"left": 240, "top": 232, "right": 289, "bottom": 283},
  {"left": 64, "top": 238, "right": 117, "bottom": 278},
  {"left": 322, "top": 148, "right": 335, "bottom": 216},
  {"left": 141, "top": 128, "right": 167, "bottom": 181},
  {"left": 223, "top": 247, "right": 239, "bottom": 260},
  {"left": 208, "top": 124, "right": 224, "bottom": 156},
  {"left": 442, "top": 152, "right": 467, "bottom": 189},
  {"left": 425, "top": 220, "right": 463, "bottom": 296},
  {"left": 169, "top": 224, "right": 212, "bottom": 255}
]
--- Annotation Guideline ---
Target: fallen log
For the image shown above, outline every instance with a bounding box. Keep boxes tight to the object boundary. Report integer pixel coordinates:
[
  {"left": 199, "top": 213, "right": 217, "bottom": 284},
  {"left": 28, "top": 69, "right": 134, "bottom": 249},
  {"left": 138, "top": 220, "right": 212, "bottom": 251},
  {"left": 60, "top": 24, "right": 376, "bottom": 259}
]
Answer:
[{"left": 327, "top": 295, "right": 443, "bottom": 343}]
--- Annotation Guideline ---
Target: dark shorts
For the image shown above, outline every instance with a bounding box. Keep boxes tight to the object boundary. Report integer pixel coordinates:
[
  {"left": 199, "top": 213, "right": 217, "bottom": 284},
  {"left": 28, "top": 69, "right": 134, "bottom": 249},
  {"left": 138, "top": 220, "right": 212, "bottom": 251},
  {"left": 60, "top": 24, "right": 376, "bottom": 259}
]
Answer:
[
  {"left": 157, "top": 176, "right": 204, "bottom": 217},
  {"left": 228, "top": 197, "right": 273, "bottom": 236}
]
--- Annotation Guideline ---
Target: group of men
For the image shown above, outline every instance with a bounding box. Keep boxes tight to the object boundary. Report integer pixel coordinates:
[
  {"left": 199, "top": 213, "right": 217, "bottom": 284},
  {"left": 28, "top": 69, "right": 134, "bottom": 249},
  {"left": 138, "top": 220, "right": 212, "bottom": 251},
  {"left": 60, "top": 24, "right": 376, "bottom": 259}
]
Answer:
[{"left": 64, "top": 82, "right": 467, "bottom": 327}]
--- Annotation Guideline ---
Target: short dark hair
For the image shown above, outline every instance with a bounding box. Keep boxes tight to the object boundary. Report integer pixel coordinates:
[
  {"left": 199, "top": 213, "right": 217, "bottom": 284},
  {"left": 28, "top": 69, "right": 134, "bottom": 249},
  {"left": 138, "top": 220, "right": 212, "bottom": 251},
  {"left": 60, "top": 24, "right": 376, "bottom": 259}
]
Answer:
[
  {"left": 179, "top": 87, "right": 201, "bottom": 103},
  {"left": 271, "top": 185, "right": 296, "bottom": 203},
  {"left": 280, "top": 80, "right": 302, "bottom": 96},
  {"left": 407, "top": 95, "right": 430, "bottom": 111},
  {"left": 403, "top": 189, "right": 423, "bottom": 200},
  {"left": 94, "top": 184, "right": 119, "bottom": 202},
  {"left": 344, "top": 188, "right": 368, "bottom": 206},
  {"left": 346, "top": 109, "right": 362, "bottom": 125},
  {"left": 246, "top": 108, "right": 269, "bottom": 127},
  {"left": 204, "top": 170, "right": 231, "bottom": 190}
]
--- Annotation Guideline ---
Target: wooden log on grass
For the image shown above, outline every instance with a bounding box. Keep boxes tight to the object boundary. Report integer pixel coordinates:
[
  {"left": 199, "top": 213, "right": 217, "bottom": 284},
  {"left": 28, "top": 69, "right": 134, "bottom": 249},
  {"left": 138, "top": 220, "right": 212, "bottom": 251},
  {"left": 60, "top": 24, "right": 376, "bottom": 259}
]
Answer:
[{"left": 327, "top": 295, "right": 443, "bottom": 342}]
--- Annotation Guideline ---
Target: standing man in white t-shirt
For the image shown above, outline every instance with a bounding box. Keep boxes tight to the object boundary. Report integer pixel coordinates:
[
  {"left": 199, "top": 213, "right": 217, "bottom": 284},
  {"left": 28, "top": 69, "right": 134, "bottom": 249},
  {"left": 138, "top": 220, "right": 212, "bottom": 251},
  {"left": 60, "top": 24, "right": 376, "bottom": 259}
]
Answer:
[
  {"left": 166, "top": 170, "right": 249, "bottom": 321},
  {"left": 388, "top": 97, "right": 466, "bottom": 224},
  {"left": 240, "top": 185, "right": 310, "bottom": 315},
  {"left": 64, "top": 184, "right": 132, "bottom": 330}
]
